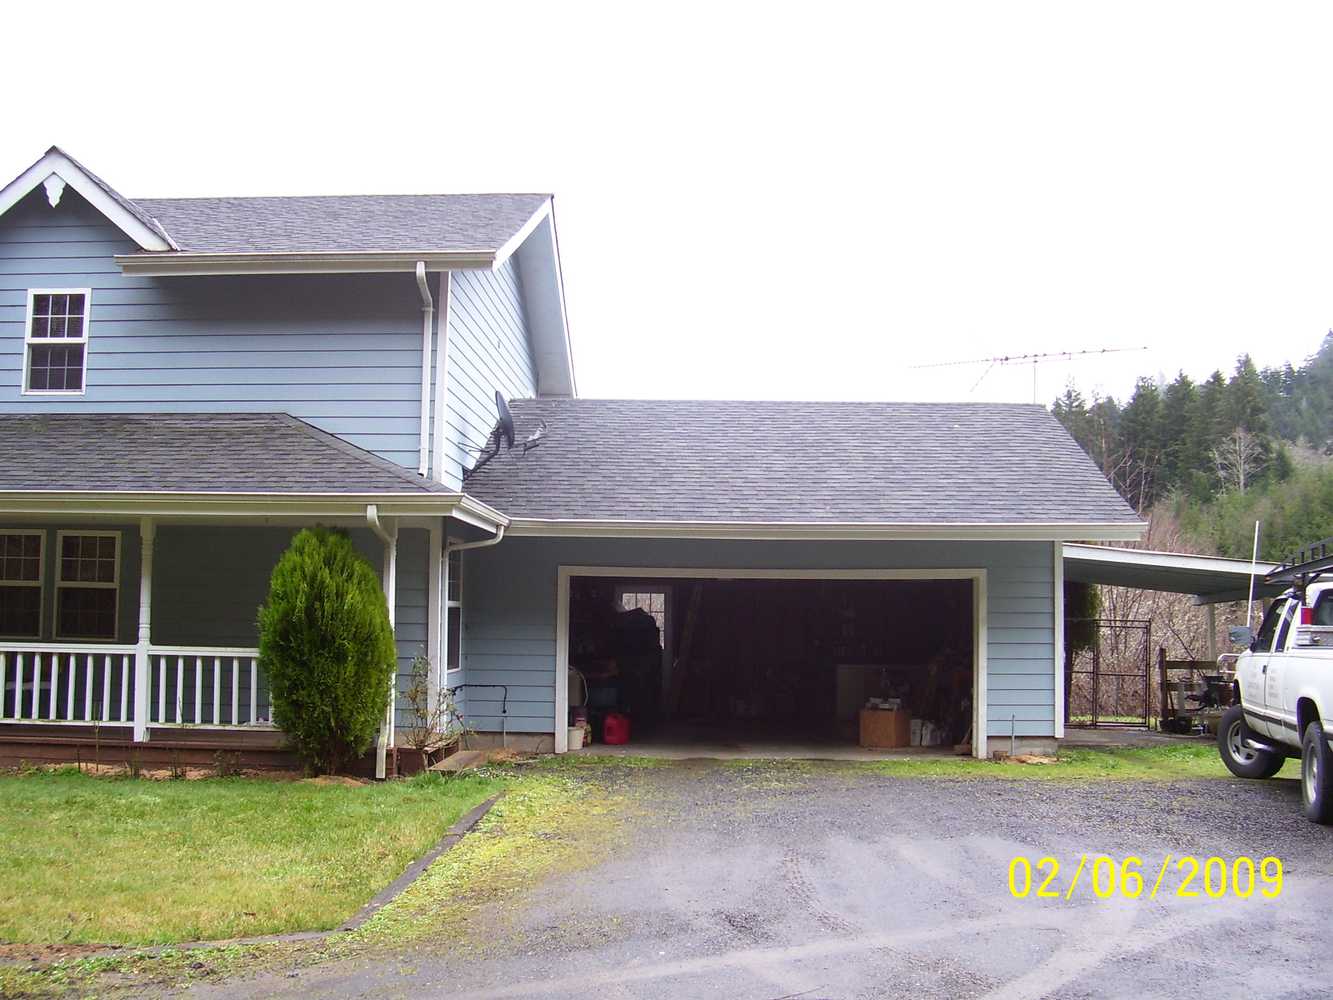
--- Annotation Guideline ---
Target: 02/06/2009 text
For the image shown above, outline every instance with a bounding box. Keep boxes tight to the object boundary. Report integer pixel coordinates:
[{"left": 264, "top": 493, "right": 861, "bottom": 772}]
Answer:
[{"left": 1007, "top": 855, "right": 1282, "bottom": 901}]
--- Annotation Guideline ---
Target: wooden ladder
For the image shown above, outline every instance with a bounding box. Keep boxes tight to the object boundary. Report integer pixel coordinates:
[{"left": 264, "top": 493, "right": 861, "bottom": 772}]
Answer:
[{"left": 666, "top": 583, "right": 704, "bottom": 715}]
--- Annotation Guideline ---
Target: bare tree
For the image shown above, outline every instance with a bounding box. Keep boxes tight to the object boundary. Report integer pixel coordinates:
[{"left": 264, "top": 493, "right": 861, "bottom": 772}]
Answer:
[{"left": 1212, "top": 427, "right": 1265, "bottom": 493}]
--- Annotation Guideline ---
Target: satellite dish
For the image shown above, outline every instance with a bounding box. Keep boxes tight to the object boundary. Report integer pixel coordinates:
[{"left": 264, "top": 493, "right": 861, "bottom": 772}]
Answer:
[{"left": 495, "top": 391, "right": 515, "bottom": 450}]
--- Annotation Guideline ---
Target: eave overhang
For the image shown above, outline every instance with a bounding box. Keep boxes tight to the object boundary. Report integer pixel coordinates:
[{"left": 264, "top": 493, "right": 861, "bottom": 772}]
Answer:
[
  {"left": 114, "top": 250, "right": 502, "bottom": 276},
  {"left": 504, "top": 518, "right": 1147, "bottom": 542},
  {"left": 0, "top": 490, "right": 509, "bottom": 530}
]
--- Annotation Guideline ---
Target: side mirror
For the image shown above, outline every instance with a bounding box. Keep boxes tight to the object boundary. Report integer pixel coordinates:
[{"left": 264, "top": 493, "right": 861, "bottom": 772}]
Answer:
[{"left": 1228, "top": 625, "right": 1254, "bottom": 648}]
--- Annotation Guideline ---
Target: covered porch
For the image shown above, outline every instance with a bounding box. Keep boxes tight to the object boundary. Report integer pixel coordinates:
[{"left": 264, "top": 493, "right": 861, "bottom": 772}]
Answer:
[{"left": 0, "top": 413, "right": 507, "bottom": 772}]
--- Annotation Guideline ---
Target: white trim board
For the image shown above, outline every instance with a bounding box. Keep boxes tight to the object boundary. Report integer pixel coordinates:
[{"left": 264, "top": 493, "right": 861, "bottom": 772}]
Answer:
[
  {"left": 553, "top": 565, "right": 989, "bottom": 759},
  {"left": 0, "top": 148, "right": 171, "bottom": 251}
]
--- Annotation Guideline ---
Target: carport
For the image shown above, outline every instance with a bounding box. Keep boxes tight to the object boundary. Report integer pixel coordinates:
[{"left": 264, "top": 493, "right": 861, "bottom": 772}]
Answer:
[{"left": 1061, "top": 543, "right": 1282, "bottom": 660}]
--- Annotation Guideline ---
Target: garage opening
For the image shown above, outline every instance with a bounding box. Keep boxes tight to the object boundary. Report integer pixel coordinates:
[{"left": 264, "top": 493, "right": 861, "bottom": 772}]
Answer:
[{"left": 564, "top": 573, "right": 976, "bottom": 751}]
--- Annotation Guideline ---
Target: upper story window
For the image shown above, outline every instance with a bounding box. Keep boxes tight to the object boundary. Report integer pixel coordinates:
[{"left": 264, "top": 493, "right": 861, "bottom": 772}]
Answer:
[{"left": 24, "top": 289, "right": 90, "bottom": 394}]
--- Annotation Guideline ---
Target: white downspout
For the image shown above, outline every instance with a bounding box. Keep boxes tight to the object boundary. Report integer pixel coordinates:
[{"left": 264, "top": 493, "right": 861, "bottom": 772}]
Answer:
[
  {"left": 415, "top": 262, "right": 434, "bottom": 478},
  {"left": 444, "top": 523, "right": 506, "bottom": 556},
  {"left": 367, "top": 504, "right": 399, "bottom": 779},
  {"left": 431, "top": 272, "right": 452, "bottom": 482}
]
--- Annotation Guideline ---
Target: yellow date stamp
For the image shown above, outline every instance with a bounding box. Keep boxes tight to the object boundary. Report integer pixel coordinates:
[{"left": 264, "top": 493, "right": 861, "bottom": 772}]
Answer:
[{"left": 1008, "top": 855, "right": 1283, "bottom": 900}]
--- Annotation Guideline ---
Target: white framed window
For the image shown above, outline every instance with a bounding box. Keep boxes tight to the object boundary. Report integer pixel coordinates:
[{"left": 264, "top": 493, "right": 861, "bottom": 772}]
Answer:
[
  {"left": 54, "top": 531, "right": 119, "bottom": 641},
  {"left": 615, "top": 586, "right": 668, "bottom": 648},
  {"left": 0, "top": 530, "right": 45, "bottom": 639},
  {"left": 24, "top": 289, "right": 91, "bottom": 395},
  {"left": 445, "top": 548, "right": 462, "bottom": 675}
]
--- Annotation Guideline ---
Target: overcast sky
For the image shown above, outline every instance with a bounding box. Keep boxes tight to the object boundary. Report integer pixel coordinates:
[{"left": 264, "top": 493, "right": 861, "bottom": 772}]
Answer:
[{"left": 4, "top": 2, "right": 1329, "bottom": 405}]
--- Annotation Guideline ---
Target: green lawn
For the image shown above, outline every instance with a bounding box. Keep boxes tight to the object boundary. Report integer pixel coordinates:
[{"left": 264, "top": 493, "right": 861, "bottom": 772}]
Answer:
[{"left": 0, "top": 769, "right": 502, "bottom": 946}]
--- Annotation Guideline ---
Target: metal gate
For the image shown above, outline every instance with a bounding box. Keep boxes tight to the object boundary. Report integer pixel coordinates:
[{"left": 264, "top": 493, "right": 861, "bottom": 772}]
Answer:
[{"left": 1065, "top": 618, "right": 1152, "bottom": 728}]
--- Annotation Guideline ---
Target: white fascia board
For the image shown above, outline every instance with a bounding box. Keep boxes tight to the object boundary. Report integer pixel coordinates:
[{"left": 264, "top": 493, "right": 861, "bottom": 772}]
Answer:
[
  {"left": 1062, "top": 542, "right": 1278, "bottom": 576},
  {"left": 0, "top": 490, "right": 509, "bottom": 526},
  {"left": 114, "top": 250, "right": 497, "bottom": 276},
  {"left": 506, "top": 518, "right": 1146, "bottom": 542},
  {"left": 514, "top": 210, "right": 577, "bottom": 397},
  {"left": 0, "top": 149, "right": 172, "bottom": 251},
  {"left": 492, "top": 200, "right": 552, "bottom": 268}
]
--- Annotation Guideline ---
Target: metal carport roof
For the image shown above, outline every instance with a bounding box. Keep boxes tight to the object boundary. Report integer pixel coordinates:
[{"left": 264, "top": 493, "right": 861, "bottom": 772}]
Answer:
[{"left": 1062, "top": 543, "right": 1284, "bottom": 604}]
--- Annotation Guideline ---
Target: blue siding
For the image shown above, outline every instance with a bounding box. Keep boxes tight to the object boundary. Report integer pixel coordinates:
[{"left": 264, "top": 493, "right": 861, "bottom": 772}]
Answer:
[
  {"left": 438, "top": 263, "right": 538, "bottom": 488},
  {"left": 462, "top": 537, "right": 1059, "bottom": 738},
  {"left": 0, "top": 188, "right": 428, "bottom": 468}
]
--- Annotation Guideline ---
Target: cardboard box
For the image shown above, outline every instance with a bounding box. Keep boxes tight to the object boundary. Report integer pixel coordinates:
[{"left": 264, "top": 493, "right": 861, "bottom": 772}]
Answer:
[{"left": 859, "top": 708, "right": 911, "bottom": 748}]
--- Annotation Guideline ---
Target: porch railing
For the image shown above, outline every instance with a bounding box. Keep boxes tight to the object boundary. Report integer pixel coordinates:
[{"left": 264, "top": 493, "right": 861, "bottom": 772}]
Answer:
[
  {"left": 0, "top": 644, "right": 137, "bottom": 726},
  {"left": 0, "top": 643, "right": 273, "bottom": 731},
  {"left": 147, "top": 647, "right": 271, "bottom": 728}
]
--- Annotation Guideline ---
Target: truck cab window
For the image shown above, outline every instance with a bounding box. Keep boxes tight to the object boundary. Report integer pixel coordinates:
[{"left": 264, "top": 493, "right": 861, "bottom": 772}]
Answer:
[
  {"left": 1273, "top": 601, "right": 1298, "bottom": 652},
  {"left": 1314, "top": 593, "right": 1333, "bottom": 627},
  {"left": 1253, "top": 599, "right": 1288, "bottom": 651}
]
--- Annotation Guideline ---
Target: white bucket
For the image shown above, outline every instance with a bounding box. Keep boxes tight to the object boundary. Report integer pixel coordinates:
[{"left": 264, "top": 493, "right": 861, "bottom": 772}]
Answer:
[{"left": 567, "top": 726, "right": 586, "bottom": 750}]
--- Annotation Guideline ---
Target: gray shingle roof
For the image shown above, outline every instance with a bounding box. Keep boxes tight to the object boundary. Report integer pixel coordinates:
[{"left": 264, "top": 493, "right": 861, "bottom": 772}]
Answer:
[
  {"left": 0, "top": 413, "right": 449, "bottom": 494},
  {"left": 463, "top": 399, "right": 1141, "bottom": 525},
  {"left": 130, "top": 193, "right": 549, "bottom": 254}
]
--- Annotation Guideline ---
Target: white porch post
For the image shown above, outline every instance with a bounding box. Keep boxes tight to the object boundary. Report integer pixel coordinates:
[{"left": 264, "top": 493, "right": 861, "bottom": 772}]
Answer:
[
  {"left": 382, "top": 523, "right": 398, "bottom": 746},
  {"left": 427, "top": 522, "right": 443, "bottom": 717},
  {"left": 133, "top": 517, "right": 155, "bottom": 742},
  {"left": 371, "top": 514, "right": 399, "bottom": 780}
]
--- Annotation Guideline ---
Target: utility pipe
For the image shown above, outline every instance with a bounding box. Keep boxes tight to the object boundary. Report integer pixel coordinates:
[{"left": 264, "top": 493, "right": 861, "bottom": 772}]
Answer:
[
  {"left": 415, "top": 262, "right": 435, "bottom": 478},
  {"left": 431, "top": 272, "right": 452, "bottom": 482},
  {"left": 367, "top": 504, "right": 399, "bottom": 779}
]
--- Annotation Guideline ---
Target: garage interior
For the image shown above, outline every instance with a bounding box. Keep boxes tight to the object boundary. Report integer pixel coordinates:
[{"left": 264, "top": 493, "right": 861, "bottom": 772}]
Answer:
[{"left": 567, "top": 575, "right": 975, "bottom": 750}]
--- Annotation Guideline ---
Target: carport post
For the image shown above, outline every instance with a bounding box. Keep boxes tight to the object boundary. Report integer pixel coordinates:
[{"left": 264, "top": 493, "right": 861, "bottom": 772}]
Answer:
[{"left": 1204, "top": 604, "right": 1217, "bottom": 662}]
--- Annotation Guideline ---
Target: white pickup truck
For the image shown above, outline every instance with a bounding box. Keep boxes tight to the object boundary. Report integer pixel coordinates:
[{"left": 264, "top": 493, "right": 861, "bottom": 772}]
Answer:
[{"left": 1217, "top": 540, "right": 1333, "bottom": 824}]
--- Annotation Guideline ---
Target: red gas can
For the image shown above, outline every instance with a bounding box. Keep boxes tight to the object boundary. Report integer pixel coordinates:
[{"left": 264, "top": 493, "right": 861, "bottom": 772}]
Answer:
[{"left": 602, "top": 712, "right": 631, "bottom": 745}]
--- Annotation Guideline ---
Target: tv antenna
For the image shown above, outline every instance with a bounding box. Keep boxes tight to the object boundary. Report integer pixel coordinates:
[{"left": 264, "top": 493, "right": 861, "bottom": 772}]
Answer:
[{"left": 909, "top": 346, "right": 1148, "bottom": 402}]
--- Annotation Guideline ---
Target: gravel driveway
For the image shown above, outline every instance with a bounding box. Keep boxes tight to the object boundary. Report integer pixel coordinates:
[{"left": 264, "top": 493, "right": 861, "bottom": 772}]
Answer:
[{"left": 189, "top": 761, "right": 1333, "bottom": 1000}]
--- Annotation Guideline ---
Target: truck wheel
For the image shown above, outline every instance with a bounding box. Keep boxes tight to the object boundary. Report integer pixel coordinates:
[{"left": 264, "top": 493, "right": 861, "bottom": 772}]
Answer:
[
  {"left": 1218, "top": 705, "right": 1283, "bottom": 779},
  {"left": 1300, "top": 722, "right": 1333, "bottom": 825}
]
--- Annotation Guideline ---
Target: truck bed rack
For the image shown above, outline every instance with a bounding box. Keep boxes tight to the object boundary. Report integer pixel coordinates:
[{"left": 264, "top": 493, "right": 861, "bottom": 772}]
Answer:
[{"left": 1265, "top": 537, "right": 1332, "bottom": 588}]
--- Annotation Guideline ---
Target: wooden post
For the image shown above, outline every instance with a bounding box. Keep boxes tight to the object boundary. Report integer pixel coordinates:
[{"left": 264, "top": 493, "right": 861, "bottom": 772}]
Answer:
[
  {"left": 1158, "top": 646, "right": 1169, "bottom": 731},
  {"left": 1205, "top": 604, "right": 1218, "bottom": 663},
  {"left": 133, "top": 517, "right": 155, "bottom": 742}
]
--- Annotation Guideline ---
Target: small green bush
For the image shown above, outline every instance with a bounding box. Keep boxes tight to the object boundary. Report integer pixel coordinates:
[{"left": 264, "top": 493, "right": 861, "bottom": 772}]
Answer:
[{"left": 257, "top": 528, "right": 397, "bottom": 774}]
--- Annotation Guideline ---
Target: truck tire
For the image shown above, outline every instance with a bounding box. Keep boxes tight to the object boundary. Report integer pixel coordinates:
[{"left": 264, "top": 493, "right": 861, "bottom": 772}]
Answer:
[
  {"left": 1300, "top": 721, "right": 1333, "bottom": 825},
  {"left": 1218, "top": 705, "right": 1283, "bottom": 779}
]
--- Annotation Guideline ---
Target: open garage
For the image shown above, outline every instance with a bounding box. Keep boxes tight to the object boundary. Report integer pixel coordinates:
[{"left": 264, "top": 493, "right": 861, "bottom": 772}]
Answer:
[{"left": 562, "top": 569, "right": 980, "bottom": 751}]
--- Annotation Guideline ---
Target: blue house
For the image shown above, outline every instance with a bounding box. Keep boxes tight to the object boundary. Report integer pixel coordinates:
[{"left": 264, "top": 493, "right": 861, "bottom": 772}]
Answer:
[{"left": 0, "top": 147, "right": 1143, "bottom": 771}]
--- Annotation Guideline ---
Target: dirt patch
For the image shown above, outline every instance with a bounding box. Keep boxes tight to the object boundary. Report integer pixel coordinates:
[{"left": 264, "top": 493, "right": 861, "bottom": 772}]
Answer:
[{"left": 302, "top": 775, "right": 370, "bottom": 787}]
